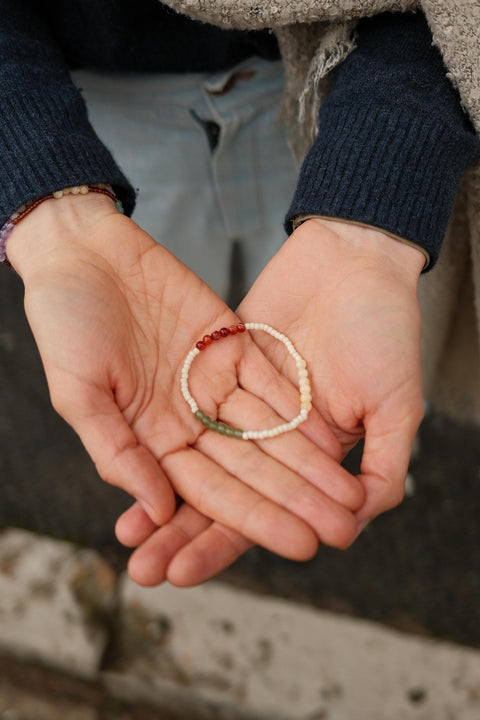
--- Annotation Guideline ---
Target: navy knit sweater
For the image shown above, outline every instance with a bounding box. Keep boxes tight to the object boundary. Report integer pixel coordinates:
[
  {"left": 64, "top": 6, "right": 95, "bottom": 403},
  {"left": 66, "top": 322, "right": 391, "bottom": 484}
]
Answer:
[{"left": 0, "top": 1, "right": 478, "bottom": 268}]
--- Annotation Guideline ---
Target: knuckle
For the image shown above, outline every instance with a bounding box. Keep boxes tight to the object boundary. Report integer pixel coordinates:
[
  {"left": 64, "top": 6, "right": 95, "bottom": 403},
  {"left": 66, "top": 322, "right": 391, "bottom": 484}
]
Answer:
[{"left": 377, "top": 479, "right": 405, "bottom": 514}]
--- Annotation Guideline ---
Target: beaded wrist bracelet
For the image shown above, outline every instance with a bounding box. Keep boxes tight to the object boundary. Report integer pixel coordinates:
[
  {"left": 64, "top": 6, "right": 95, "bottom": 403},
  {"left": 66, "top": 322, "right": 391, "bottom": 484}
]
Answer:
[
  {"left": 181, "top": 322, "right": 312, "bottom": 440},
  {"left": 0, "top": 184, "right": 123, "bottom": 267}
]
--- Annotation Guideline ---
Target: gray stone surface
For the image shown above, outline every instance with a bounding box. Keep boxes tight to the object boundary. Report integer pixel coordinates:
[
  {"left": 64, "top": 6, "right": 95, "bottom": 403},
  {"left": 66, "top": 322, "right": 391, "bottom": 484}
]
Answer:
[
  {"left": 0, "top": 529, "right": 116, "bottom": 679},
  {"left": 1, "top": 528, "right": 480, "bottom": 719},
  {"left": 0, "top": 675, "right": 97, "bottom": 720},
  {"left": 106, "top": 576, "right": 480, "bottom": 720}
]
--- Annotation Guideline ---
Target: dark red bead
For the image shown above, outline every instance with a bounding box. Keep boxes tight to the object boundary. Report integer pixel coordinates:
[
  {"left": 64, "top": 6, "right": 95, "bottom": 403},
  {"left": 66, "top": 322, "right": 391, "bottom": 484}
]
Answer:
[
  {"left": 228, "top": 325, "right": 238, "bottom": 335},
  {"left": 202, "top": 335, "right": 213, "bottom": 345},
  {"left": 236, "top": 323, "right": 246, "bottom": 333},
  {"left": 219, "top": 327, "right": 230, "bottom": 337},
  {"left": 211, "top": 331, "right": 222, "bottom": 341},
  {"left": 196, "top": 340, "right": 206, "bottom": 351}
]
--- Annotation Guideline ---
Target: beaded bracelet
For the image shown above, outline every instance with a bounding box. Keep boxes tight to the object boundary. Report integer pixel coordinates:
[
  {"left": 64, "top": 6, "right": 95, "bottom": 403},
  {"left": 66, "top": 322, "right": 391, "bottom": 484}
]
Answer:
[
  {"left": 0, "top": 184, "right": 123, "bottom": 267},
  {"left": 181, "top": 322, "right": 312, "bottom": 440}
]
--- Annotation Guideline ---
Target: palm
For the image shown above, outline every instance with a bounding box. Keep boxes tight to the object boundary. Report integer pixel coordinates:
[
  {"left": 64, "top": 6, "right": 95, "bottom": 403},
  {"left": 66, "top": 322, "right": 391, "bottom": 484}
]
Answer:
[
  {"left": 21, "top": 212, "right": 364, "bottom": 584},
  {"left": 238, "top": 219, "right": 425, "bottom": 525}
]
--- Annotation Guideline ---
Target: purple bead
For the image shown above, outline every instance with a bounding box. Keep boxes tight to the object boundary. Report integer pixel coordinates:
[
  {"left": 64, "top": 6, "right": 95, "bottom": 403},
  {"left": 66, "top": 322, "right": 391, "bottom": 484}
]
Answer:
[{"left": 0, "top": 220, "right": 14, "bottom": 265}]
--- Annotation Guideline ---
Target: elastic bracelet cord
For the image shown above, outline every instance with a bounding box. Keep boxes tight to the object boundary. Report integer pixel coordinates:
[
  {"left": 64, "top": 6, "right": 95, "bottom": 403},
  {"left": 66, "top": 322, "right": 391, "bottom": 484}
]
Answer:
[
  {"left": 0, "top": 184, "right": 124, "bottom": 268},
  {"left": 181, "top": 322, "right": 312, "bottom": 440}
]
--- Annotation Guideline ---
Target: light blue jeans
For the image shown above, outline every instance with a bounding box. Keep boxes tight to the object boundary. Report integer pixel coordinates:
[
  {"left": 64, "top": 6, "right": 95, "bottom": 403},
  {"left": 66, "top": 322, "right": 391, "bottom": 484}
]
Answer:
[{"left": 73, "top": 57, "right": 298, "bottom": 303}]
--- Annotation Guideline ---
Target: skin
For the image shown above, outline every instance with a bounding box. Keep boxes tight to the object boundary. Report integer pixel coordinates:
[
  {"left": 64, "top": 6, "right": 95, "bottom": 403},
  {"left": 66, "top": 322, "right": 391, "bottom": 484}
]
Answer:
[
  {"left": 117, "top": 217, "right": 425, "bottom": 587},
  {"left": 7, "top": 195, "right": 367, "bottom": 586}
]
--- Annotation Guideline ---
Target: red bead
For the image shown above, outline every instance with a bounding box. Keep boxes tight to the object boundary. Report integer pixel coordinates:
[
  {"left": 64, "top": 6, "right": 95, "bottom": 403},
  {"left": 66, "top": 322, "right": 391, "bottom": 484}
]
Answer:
[
  {"left": 236, "top": 323, "right": 246, "bottom": 333},
  {"left": 211, "top": 331, "right": 222, "bottom": 341},
  {"left": 220, "top": 327, "right": 230, "bottom": 337},
  {"left": 196, "top": 340, "right": 206, "bottom": 351},
  {"left": 202, "top": 335, "right": 213, "bottom": 345},
  {"left": 228, "top": 325, "right": 238, "bottom": 335}
]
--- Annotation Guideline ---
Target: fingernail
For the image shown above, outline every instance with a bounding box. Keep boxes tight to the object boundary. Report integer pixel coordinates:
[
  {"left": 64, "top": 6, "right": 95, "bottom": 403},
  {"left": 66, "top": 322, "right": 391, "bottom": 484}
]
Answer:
[
  {"left": 356, "top": 519, "right": 371, "bottom": 537},
  {"left": 136, "top": 498, "right": 156, "bottom": 521}
]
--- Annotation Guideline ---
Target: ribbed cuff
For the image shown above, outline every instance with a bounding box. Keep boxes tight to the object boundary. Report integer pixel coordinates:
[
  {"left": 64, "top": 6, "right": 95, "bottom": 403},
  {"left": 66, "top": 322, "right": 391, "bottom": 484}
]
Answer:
[
  {"left": 286, "top": 100, "right": 479, "bottom": 269},
  {"left": 0, "top": 85, "right": 135, "bottom": 225}
]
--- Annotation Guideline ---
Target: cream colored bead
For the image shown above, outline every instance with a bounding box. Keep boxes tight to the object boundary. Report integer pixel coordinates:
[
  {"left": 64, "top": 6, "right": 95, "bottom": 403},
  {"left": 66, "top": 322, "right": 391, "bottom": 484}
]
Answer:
[{"left": 181, "top": 323, "right": 312, "bottom": 440}]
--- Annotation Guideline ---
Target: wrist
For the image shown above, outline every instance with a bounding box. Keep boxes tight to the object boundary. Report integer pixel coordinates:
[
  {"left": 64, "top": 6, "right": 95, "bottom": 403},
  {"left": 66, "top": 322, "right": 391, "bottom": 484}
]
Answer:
[
  {"left": 298, "top": 217, "right": 425, "bottom": 287},
  {"left": 6, "top": 191, "right": 120, "bottom": 279}
]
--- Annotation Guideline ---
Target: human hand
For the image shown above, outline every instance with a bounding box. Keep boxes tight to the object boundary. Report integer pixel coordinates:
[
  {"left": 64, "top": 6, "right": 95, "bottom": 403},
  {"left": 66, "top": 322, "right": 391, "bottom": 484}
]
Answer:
[
  {"left": 238, "top": 218, "right": 425, "bottom": 530},
  {"left": 8, "top": 196, "right": 364, "bottom": 579}
]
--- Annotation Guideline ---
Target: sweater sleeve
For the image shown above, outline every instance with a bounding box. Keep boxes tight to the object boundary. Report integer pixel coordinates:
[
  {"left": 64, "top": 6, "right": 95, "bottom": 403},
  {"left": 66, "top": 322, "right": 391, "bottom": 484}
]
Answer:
[
  {"left": 0, "top": 0, "right": 136, "bottom": 226},
  {"left": 285, "top": 11, "right": 480, "bottom": 270}
]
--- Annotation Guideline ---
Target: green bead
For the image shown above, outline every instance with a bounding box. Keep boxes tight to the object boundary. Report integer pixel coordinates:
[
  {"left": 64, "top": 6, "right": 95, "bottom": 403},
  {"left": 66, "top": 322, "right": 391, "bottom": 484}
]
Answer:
[
  {"left": 225, "top": 427, "right": 235, "bottom": 437},
  {"left": 234, "top": 429, "right": 244, "bottom": 439},
  {"left": 201, "top": 415, "right": 211, "bottom": 426},
  {"left": 208, "top": 420, "right": 219, "bottom": 432},
  {"left": 217, "top": 422, "right": 227, "bottom": 435},
  {"left": 195, "top": 410, "right": 205, "bottom": 421}
]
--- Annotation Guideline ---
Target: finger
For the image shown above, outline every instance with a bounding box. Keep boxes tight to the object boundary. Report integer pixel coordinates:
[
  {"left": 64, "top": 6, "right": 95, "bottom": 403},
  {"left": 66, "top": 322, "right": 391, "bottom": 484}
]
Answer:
[
  {"left": 127, "top": 503, "right": 252, "bottom": 587},
  {"left": 240, "top": 339, "right": 343, "bottom": 460},
  {"left": 127, "top": 503, "right": 212, "bottom": 586},
  {"left": 166, "top": 523, "right": 253, "bottom": 587},
  {"left": 185, "top": 328, "right": 342, "bottom": 460},
  {"left": 115, "top": 501, "right": 158, "bottom": 547},
  {"left": 53, "top": 382, "right": 177, "bottom": 526},
  {"left": 355, "top": 401, "right": 423, "bottom": 526},
  {"left": 161, "top": 447, "right": 319, "bottom": 561},
  {"left": 214, "top": 387, "right": 365, "bottom": 512},
  {"left": 197, "top": 426, "right": 358, "bottom": 549}
]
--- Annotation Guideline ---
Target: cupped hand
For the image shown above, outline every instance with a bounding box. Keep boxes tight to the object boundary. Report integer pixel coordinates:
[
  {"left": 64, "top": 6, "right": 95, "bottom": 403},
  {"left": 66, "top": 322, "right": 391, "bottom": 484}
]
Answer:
[
  {"left": 238, "top": 218, "right": 426, "bottom": 529},
  {"left": 8, "top": 196, "right": 365, "bottom": 580}
]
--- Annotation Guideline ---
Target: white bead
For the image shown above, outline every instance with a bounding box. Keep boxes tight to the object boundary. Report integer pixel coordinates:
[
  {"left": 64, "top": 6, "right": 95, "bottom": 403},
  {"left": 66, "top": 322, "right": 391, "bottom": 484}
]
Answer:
[{"left": 181, "top": 322, "right": 312, "bottom": 440}]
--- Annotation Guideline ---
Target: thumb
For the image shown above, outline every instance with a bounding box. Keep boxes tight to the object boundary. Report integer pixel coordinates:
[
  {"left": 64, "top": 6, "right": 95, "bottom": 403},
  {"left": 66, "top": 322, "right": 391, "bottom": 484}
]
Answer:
[{"left": 355, "top": 401, "right": 423, "bottom": 528}]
